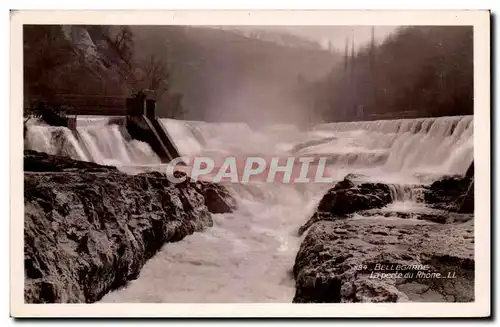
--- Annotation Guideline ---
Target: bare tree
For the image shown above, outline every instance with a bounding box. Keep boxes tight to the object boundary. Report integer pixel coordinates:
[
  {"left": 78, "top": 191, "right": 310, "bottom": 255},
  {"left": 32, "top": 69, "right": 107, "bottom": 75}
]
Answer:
[
  {"left": 138, "top": 55, "right": 170, "bottom": 96},
  {"left": 133, "top": 55, "right": 186, "bottom": 118},
  {"left": 144, "top": 55, "right": 170, "bottom": 96},
  {"left": 109, "top": 26, "right": 134, "bottom": 65}
]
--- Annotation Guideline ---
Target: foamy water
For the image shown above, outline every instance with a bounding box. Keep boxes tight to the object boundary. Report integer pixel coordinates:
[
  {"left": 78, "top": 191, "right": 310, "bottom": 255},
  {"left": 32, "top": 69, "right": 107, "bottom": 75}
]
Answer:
[
  {"left": 101, "top": 183, "right": 328, "bottom": 302},
  {"left": 25, "top": 115, "right": 473, "bottom": 302},
  {"left": 25, "top": 117, "right": 161, "bottom": 167}
]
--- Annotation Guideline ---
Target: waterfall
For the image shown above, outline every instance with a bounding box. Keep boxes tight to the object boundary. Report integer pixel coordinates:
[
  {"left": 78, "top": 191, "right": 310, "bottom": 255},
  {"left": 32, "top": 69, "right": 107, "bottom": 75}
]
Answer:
[
  {"left": 25, "top": 117, "right": 161, "bottom": 168},
  {"left": 308, "top": 115, "right": 473, "bottom": 176},
  {"left": 93, "top": 115, "right": 473, "bottom": 303},
  {"left": 25, "top": 122, "right": 90, "bottom": 162},
  {"left": 26, "top": 114, "right": 473, "bottom": 182}
]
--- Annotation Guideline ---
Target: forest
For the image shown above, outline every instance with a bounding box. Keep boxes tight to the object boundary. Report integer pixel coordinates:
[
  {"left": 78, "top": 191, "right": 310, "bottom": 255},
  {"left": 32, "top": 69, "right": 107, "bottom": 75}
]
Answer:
[{"left": 299, "top": 26, "right": 473, "bottom": 122}]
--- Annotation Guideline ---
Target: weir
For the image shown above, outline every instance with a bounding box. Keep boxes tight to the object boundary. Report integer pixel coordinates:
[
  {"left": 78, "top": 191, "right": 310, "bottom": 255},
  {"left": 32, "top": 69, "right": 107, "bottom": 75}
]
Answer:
[
  {"left": 97, "top": 114, "right": 474, "bottom": 304},
  {"left": 124, "top": 93, "right": 183, "bottom": 163},
  {"left": 24, "top": 98, "right": 474, "bottom": 206},
  {"left": 25, "top": 110, "right": 475, "bottom": 304},
  {"left": 71, "top": 128, "right": 94, "bottom": 163},
  {"left": 310, "top": 115, "right": 473, "bottom": 176},
  {"left": 25, "top": 93, "right": 184, "bottom": 164}
]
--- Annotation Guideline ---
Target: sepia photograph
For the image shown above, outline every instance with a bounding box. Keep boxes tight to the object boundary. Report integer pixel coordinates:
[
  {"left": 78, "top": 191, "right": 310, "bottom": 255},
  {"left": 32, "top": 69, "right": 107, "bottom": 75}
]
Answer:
[{"left": 10, "top": 10, "right": 490, "bottom": 318}]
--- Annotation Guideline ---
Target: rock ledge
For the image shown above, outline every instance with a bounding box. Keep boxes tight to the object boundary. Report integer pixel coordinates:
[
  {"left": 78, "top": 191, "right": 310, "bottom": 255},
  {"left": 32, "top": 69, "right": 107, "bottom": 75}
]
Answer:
[{"left": 24, "top": 151, "right": 235, "bottom": 303}]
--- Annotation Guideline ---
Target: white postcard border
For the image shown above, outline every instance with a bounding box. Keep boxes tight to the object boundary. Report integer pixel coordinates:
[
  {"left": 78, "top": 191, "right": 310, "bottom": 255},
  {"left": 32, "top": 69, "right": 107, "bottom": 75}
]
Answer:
[{"left": 10, "top": 9, "right": 491, "bottom": 318}]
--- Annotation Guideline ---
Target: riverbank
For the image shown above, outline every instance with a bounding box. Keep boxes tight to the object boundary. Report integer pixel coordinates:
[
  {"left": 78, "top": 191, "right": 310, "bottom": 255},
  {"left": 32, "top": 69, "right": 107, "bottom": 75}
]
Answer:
[
  {"left": 24, "top": 150, "right": 235, "bottom": 303},
  {"left": 293, "top": 175, "right": 474, "bottom": 303}
]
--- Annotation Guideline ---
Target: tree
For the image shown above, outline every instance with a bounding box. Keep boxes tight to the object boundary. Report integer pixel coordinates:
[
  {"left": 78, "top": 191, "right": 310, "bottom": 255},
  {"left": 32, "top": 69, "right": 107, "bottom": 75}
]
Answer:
[
  {"left": 110, "top": 26, "right": 134, "bottom": 65},
  {"left": 136, "top": 55, "right": 170, "bottom": 96},
  {"left": 133, "top": 55, "right": 186, "bottom": 118},
  {"left": 302, "top": 26, "right": 473, "bottom": 122}
]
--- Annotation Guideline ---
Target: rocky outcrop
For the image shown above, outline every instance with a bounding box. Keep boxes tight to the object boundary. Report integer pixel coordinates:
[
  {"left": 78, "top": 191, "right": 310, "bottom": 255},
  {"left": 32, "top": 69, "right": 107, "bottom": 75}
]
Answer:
[
  {"left": 293, "top": 218, "right": 474, "bottom": 303},
  {"left": 24, "top": 151, "right": 235, "bottom": 303},
  {"left": 423, "top": 163, "right": 474, "bottom": 213},
  {"left": 321, "top": 180, "right": 393, "bottom": 215},
  {"left": 294, "top": 169, "right": 475, "bottom": 303},
  {"left": 423, "top": 176, "right": 469, "bottom": 211},
  {"left": 197, "top": 182, "right": 237, "bottom": 214},
  {"left": 298, "top": 179, "right": 392, "bottom": 235},
  {"left": 457, "top": 181, "right": 474, "bottom": 214},
  {"left": 356, "top": 208, "right": 473, "bottom": 225},
  {"left": 24, "top": 150, "right": 118, "bottom": 173}
]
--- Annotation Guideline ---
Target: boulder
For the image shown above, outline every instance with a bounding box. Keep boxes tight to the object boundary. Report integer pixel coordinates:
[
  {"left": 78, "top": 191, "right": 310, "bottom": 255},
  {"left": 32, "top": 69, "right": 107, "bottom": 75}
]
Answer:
[
  {"left": 196, "top": 181, "right": 237, "bottom": 214},
  {"left": 298, "top": 179, "right": 392, "bottom": 235},
  {"left": 293, "top": 218, "right": 474, "bottom": 303},
  {"left": 423, "top": 165, "right": 473, "bottom": 212},
  {"left": 322, "top": 181, "right": 392, "bottom": 216}
]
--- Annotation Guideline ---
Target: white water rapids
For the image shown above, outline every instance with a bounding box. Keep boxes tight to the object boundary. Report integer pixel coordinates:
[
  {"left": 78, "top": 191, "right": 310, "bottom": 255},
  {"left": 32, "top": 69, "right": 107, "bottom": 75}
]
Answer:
[{"left": 25, "top": 115, "right": 473, "bottom": 302}]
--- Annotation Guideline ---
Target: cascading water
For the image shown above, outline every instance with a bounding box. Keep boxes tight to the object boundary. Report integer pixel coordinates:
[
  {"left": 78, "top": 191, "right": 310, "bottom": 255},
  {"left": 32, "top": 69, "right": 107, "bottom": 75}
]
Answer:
[
  {"left": 101, "top": 119, "right": 331, "bottom": 302},
  {"left": 311, "top": 115, "right": 473, "bottom": 176},
  {"left": 25, "top": 121, "right": 91, "bottom": 161},
  {"left": 25, "top": 114, "right": 473, "bottom": 302},
  {"left": 25, "top": 116, "right": 161, "bottom": 171},
  {"left": 99, "top": 115, "right": 473, "bottom": 303}
]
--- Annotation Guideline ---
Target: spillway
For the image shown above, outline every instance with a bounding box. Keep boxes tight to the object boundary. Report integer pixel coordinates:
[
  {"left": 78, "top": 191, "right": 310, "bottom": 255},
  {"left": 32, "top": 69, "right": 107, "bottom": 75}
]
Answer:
[
  {"left": 25, "top": 116, "right": 161, "bottom": 171},
  {"left": 25, "top": 114, "right": 473, "bottom": 302}
]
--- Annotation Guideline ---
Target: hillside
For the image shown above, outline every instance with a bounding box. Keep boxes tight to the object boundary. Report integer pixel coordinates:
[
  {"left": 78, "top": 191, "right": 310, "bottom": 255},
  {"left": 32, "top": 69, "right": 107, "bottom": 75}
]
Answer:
[
  {"left": 23, "top": 25, "right": 133, "bottom": 101},
  {"left": 221, "top": 26, "right": 324, "bottom": 50},
  {"left": 24, "top": 25, "right": 340, "bottom": 124},
  {"left": 130, "top": 26, "right": 340, "bottom": 124},
  {"left": 300, "top": 26, "right": 473, "bottom": 122}
]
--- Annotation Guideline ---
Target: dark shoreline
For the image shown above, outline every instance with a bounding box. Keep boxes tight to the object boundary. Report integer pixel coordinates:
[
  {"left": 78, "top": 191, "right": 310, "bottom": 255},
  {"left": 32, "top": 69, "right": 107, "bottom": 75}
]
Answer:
[
  {"left": 24, "top": 150, "right": 235, "bottom": 303},
  {"left": 292, "top": 174, "right": 474, "bottom": 303},
  {"left": 23, "top": 150, "right": 474, "bottom": 304}
]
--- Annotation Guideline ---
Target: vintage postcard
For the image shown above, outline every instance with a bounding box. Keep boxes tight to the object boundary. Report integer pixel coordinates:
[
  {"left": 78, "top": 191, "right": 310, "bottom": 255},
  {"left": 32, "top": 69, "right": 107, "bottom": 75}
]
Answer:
[{"left": 10, "top": 10, "right": 490, "bottom": 318}]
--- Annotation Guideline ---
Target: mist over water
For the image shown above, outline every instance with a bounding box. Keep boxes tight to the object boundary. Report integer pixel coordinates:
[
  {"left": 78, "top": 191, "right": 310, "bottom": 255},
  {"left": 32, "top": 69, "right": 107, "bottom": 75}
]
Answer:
[{"left": 25, "top": 114, "right": 473, "bottom": 302}]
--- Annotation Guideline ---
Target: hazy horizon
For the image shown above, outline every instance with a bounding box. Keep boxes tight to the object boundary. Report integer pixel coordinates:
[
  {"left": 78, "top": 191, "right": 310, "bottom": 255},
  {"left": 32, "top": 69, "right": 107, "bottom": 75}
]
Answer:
[{"left": 216, "top": 25, "right": 400, "bottom": 51}]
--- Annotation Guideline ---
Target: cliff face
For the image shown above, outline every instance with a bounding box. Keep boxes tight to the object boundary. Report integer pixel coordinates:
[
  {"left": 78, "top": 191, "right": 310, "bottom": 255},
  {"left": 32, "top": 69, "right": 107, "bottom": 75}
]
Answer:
[
  {"left": 24, "top": 151, "right": 235, "bottom": 303},
  {"left": 24, "top": 25, "right": 133, "bottom": 100}
]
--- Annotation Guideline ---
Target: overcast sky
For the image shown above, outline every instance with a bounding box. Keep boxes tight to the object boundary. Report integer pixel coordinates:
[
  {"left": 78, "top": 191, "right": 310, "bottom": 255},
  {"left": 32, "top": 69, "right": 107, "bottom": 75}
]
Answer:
[
  {"left": 276, "top": 26, "right": 400, "bottom": 50},
  {"left": 224, "top": 26, "right": 400, "bottom": 51}
]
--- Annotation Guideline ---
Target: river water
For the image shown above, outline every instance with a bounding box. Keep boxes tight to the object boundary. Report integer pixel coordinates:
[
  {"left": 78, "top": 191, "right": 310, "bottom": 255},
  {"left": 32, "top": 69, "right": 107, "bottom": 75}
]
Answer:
[{"left": 25, "top": 115, "right": 473, "bottom": 302}]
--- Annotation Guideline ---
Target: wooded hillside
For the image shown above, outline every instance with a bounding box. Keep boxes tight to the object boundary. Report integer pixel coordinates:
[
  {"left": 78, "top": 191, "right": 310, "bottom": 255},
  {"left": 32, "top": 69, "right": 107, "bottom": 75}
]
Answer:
[{"left": 299, "top": 26, "right": 473, "bottom": 123}]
